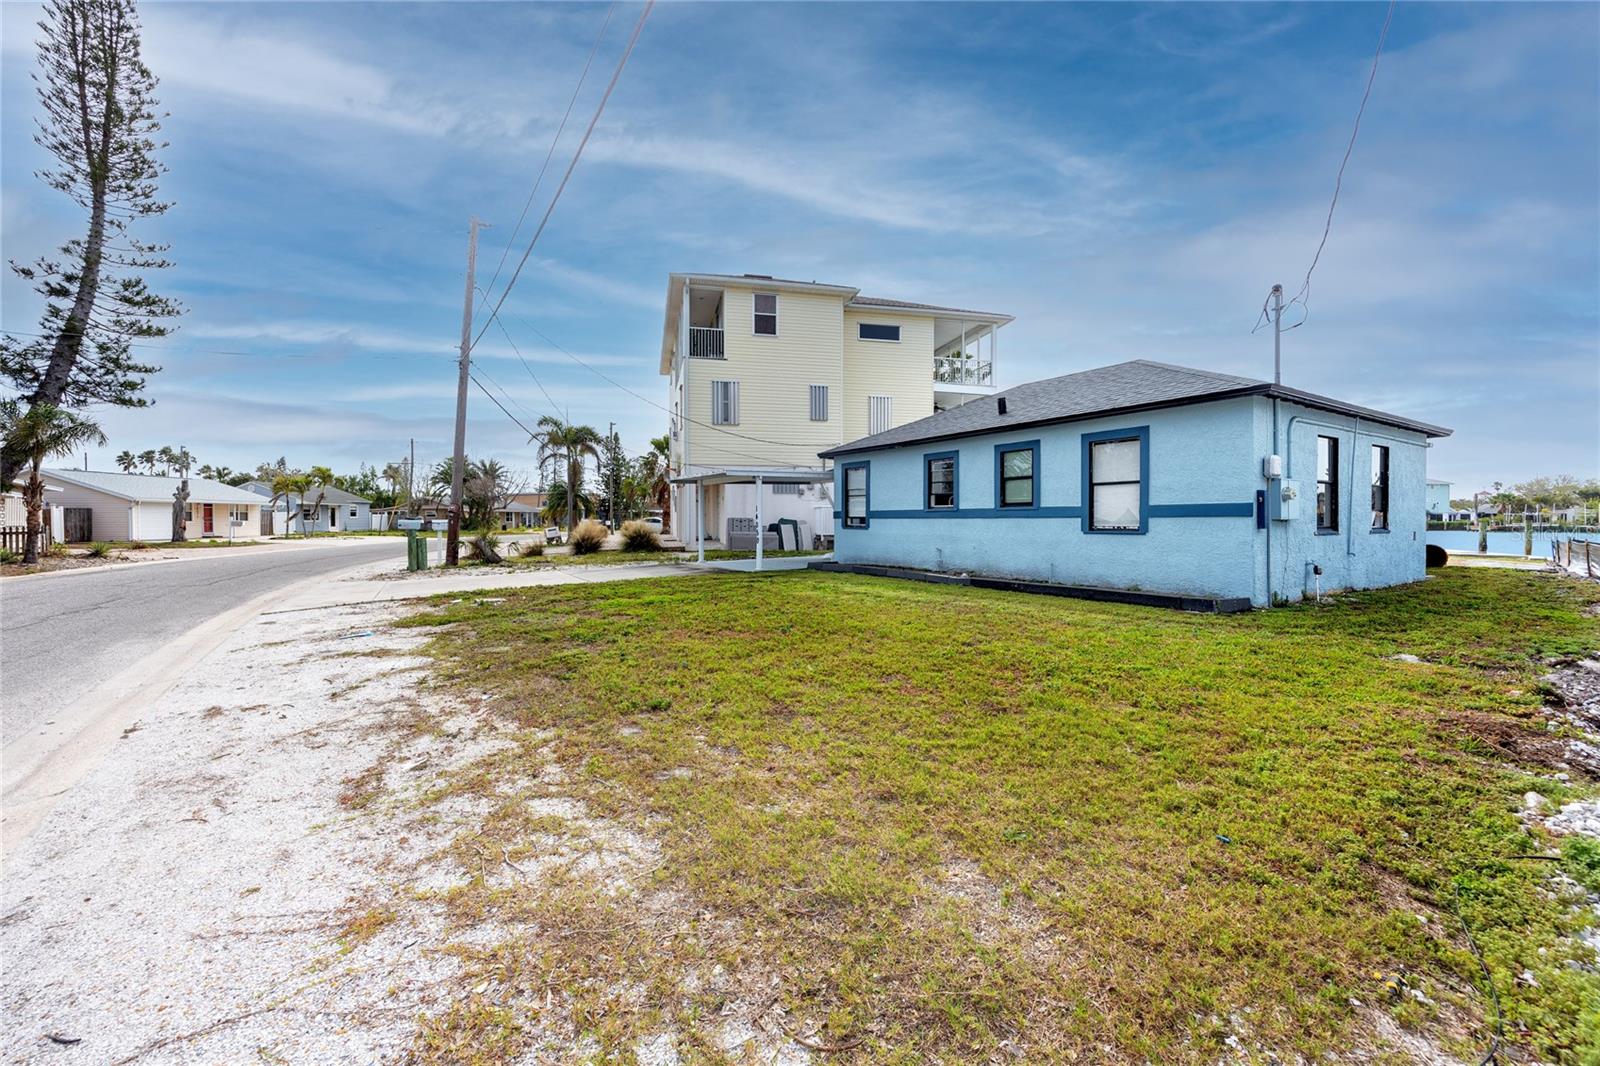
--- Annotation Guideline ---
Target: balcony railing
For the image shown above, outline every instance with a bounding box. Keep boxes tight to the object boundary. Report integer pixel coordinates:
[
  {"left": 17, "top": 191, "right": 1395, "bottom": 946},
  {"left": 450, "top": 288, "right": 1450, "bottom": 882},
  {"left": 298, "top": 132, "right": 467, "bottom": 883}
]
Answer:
[
  {"left": 934, "top": 355, "right": 993, "bottom": 386},
  {"left": 689, "top": 326, "right": 725, "bottom": 359}
]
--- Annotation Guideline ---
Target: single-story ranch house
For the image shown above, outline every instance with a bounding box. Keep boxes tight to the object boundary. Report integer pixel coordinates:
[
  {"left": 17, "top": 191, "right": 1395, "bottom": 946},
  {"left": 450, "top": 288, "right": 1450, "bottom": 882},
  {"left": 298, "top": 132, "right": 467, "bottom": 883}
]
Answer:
[
  {"left": 239, "top": 480, "right": 374, "bottom": 535},
  {"left": 42, "top": 469, "right": 265, "bottom": 543},
  {"left": 818, "top": 360, "right": 1451, "bottom": 608}
]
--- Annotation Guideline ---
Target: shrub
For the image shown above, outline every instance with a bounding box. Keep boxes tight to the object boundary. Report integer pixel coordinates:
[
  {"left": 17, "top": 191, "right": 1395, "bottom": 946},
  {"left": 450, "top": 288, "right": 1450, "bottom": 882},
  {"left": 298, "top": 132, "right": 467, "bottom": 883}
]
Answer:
[
  {"left": 127, "top": 540, "right": 150, "bottom": 550},
  {"left": 0, "top": 548, "right": 18, "bottom": 565},
  {"left": 46, "top": 542, "right": 69, "bottom": 557},
  {"left": 619, "top": 520, "right": 663, "bottom": 552},
  {"left": 517, "top": 540, "right": 545, "bottom": 559},
  {"left": 569, "top": 519, "right": 607, "bottom": 555},
  {"left": 86, "top": 541, "right": 113, "bottom": 557}
]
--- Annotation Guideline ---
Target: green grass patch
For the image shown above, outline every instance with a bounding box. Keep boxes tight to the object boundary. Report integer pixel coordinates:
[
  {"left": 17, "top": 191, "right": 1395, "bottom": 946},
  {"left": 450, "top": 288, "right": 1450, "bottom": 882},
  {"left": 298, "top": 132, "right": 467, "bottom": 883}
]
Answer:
[{"left": 398, "top": 567, "right": 1600, "bottom": 1062}]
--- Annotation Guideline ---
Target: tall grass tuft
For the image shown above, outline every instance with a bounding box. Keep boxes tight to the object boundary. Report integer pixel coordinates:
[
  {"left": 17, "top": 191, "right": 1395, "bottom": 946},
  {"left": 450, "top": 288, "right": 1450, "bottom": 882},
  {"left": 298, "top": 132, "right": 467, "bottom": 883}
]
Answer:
[
  {"left": 569, "top": 519, "right": 607, "bottom": 555},
  {"left": 619, "top": 520, "right": 662, "bottom": 552}
]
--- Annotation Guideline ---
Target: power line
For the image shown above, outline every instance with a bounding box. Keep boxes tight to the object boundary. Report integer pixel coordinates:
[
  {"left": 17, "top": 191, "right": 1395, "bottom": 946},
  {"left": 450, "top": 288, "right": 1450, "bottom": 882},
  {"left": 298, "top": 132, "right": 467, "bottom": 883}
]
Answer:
[
  {"left": 469, "top": 0, "right": 654, "bottom": 354},
  {"left": 475, "top": 287, "right": 564, "bottom": 421},
  {"left": 470, "top": 372, "right": 540, "bottom": 440},
  {"left": 474, "top": 2, "right": 617, "bottom": 323},
  {"left": 1289, "top": 0, "right": 1396, "bottom": 315}
]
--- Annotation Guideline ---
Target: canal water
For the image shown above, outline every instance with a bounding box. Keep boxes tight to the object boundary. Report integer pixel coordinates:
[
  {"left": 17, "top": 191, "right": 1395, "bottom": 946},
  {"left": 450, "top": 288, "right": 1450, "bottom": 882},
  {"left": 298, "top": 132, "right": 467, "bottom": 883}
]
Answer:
[{"left": 1425, "top": 530, "right": 1562, "bottom": 557}]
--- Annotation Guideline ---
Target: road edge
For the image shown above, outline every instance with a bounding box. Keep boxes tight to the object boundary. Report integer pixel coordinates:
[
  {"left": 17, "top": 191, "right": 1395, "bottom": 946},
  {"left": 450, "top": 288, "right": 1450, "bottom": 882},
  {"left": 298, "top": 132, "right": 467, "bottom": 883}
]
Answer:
[{"left": 0, "top": 559, "right": 375, "bottom": 860}]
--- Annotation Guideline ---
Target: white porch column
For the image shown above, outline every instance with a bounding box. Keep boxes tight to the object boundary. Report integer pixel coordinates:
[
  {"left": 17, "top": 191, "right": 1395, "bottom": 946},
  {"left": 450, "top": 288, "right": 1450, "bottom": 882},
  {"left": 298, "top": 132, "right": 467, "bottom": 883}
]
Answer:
[
  {"left": 696, "top": 482, "right": 705, "bottom": 563},
  {"left": 754, "top": 475, "right": 764, "bottom": 571}
]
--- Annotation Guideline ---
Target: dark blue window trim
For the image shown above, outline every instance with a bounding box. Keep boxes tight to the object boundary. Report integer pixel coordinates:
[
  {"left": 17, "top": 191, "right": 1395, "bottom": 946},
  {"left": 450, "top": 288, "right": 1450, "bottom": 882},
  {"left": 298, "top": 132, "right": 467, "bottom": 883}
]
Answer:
[
  {"left": 1081, "top": 425, "right": 1150, "bottom": 534},
  {"left": 841, "top": 460, "right": 870, "bottom": 530},
  {"left": 994, "top": 439, "right": 1040, "bottom": 510},
  {"left": 924, "top": 450, "right": 959, "bottom": 511}
]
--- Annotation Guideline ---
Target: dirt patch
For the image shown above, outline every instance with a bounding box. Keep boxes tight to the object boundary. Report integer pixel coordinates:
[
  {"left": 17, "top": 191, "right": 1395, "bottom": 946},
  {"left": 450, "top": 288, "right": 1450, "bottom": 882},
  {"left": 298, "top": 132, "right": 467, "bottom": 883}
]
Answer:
[{"left": 1440, "top": 707, "right": 1576, "bottom": 772}]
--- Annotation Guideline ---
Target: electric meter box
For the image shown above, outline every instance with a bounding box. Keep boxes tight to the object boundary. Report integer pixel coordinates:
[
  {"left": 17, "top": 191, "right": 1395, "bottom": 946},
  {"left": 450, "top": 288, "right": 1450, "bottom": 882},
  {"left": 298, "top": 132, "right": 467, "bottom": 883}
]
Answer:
[{"left": 1271, "top": 479, "right": 1300, "bottom": 522}]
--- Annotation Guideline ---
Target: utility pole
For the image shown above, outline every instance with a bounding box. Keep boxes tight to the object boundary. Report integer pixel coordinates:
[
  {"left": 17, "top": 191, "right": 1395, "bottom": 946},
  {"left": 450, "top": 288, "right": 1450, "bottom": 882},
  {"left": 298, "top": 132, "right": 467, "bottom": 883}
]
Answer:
[
  {"left": 1271, "top": 283, "right": 1284, "bottom": 386},
  {"left": 446, "top": 216, "right": 485, "bottom": 566},
  {"left": 408, "top": 437, "right": 415, "bottom": 507},
  {"left": 608, "top": 420, "right": 616, "bottom": 529}
]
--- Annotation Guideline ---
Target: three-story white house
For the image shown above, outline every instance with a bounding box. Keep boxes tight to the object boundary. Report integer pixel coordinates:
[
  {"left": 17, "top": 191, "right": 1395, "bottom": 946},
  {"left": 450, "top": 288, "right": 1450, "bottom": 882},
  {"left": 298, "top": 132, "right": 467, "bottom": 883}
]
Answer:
[{"left": 660, "top": 272, "right": 1011, "bottom": 547}]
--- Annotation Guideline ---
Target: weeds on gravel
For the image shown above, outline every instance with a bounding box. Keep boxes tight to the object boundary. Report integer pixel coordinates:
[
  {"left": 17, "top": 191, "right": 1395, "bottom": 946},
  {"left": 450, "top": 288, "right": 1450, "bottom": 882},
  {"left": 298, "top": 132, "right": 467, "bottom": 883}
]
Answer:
[{"left": 396, "top": 568, "right": 1600, "bottom": 1063}]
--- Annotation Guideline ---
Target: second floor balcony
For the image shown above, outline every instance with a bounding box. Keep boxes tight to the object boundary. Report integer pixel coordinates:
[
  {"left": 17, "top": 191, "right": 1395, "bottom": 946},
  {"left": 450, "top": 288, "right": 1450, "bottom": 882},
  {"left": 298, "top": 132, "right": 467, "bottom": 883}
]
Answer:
[
  {"left": 689, "top": 326, "right": 725, "bottom": 359},
  {"left": 934, "top": 353, "right": 993, "bottom": 386}
]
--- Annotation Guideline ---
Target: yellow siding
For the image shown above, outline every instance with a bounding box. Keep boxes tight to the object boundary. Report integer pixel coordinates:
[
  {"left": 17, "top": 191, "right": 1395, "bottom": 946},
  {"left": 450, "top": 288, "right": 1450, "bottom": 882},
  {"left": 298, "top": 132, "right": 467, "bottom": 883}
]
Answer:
[
  {"left": 842, "top": 310, "right": 935, "bottom": 443},
  {"left": 684, "top": 286, "right": 845, "bottom": 468}
]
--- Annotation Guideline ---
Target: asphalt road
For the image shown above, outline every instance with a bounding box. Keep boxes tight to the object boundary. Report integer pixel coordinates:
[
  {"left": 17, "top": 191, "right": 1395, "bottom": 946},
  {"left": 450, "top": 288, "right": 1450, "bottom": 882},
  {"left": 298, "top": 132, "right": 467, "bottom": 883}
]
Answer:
[{"left": 0, "top": 540, "right": 405, "bottom": 746}]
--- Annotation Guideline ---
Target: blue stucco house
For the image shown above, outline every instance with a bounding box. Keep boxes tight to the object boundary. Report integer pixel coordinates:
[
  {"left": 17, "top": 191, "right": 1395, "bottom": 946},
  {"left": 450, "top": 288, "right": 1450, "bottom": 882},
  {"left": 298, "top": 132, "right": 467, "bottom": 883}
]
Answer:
[{"left": 818, "top": 360, "right": 1452, "bottom": 608}]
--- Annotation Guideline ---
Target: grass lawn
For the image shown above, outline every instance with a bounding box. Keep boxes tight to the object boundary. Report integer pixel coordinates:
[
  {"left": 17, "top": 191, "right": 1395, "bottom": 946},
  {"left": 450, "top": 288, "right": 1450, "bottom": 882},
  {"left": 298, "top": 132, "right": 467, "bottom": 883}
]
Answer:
[{"left": 397, "top": 567, "right": 1600, "bottom": 1063}]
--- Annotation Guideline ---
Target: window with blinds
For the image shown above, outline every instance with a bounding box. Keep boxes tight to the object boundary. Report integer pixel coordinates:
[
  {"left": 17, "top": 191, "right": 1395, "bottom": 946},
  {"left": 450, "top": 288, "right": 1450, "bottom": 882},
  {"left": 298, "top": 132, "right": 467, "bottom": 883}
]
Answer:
[
  {"left": 809, "top": 384, "right": 829, "bottom": 422},
  {"left": 711, "top": 380, "right": 739, "bottom": 425},
  {"left": 867, "top": 395, "right": 892, "bottom": 436}
]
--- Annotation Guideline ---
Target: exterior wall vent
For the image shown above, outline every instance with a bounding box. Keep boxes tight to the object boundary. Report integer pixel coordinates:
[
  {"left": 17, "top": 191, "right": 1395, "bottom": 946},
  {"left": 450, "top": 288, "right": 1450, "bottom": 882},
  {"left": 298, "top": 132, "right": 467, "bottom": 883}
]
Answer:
[{"left": 998, "top": 397, "right": 1008, "bottom": 415}]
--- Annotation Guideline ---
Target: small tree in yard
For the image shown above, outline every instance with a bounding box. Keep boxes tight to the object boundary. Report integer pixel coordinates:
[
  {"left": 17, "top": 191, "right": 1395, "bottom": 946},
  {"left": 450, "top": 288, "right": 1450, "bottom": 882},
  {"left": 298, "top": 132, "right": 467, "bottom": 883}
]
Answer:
[
  {"left": 1, "top": 400, "right": 105, "bottom": 562},
  {"left": 307, "top": 465, "right": 333, "bottom": 534},
  {"left": 534, "top": 416, "right": 603, "bottom": 533},
  {"left": 0, "top": 0, "right": 181, "bottom": 490},
  {"left": 271, "top": 471, "right": 307, "bottom": 536}
]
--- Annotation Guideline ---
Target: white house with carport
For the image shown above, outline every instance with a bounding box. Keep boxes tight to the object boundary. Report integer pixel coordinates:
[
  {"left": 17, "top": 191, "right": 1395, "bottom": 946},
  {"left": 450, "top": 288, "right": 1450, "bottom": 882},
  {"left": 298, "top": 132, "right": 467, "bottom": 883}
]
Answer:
[
  {"left": 41, "top": 469, "right": 264, "bottom": 542},
  {"left": 239, "top": 480, "right": 374, "bottom": 535}
]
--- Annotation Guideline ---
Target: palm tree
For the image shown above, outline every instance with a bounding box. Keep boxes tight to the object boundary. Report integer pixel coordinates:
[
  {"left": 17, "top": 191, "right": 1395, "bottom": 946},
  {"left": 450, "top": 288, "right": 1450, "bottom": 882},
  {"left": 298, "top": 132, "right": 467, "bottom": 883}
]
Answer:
[
  {"left": 643, "top": 433, "right": 672, "bottom": 533},
  {"left": 1, "top": 402, "right": 106, "bottom": 563},
  {"left": 156, "top": 445, "right": 176, "bottom": 475},
  {"left": 533, "top": 416, "right": 603, "bottom": 533},
  {"left": 171, "top": 447, "right": 195, "bottom": 478},
  {"left": 271, "top": 472, "right": 311, "bottom": 536},
  {"left": 307, "top": 465, "right": 334, "bottom": 535},
  {"left": 115, "top": 450, "right": 138, "bottom": 473},
  {"left": 540, "top": 480, "right": 595, "bottom": 526},
  {"left": 382, "top": 461, "right": 409, "bottom": 508},
  {"left": 138, "top": 449, "right": 158, "bottom": 474}
]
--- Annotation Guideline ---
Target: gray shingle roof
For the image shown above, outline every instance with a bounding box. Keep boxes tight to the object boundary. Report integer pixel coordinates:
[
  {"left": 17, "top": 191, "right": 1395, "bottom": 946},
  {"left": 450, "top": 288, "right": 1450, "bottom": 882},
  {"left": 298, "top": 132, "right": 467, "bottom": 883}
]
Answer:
[
  {"left": 43, "top": 469, "right": 267, "bottom": 505},
  {"left": 238, "top": 480, "right": 370, "bottom": 505},
  {"left": 818, "top": 360, "right": 1451, "bottom": 458}
]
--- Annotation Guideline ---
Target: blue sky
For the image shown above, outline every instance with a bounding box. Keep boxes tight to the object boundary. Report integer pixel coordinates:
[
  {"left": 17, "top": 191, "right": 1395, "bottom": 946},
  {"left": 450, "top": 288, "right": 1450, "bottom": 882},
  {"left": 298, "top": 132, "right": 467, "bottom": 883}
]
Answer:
[{"left": 2, "top": 1, "right": 1595, "bottom": 494}]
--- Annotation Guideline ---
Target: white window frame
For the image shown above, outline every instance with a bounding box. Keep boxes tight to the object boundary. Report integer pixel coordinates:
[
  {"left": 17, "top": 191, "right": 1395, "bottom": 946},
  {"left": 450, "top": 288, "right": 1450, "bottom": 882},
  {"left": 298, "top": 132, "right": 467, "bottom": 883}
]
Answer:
[
  {"left": 711, "top": 379, "right": 739, "bottom": 426},
  {"left": 752, "top": 292, "right": 778, "bottom": 337},
  {"left": 809, "top": 384, "right": 829, "bottom": 422},
  {"left": 867, "top": 395, "right": 892, "bottom": 436}
]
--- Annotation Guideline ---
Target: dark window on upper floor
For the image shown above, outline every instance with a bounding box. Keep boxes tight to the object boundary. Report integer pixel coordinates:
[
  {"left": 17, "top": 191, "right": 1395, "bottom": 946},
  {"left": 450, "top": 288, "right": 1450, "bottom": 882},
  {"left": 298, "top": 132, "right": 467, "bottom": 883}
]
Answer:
[
  {"left": 858, "top": 322, "right": 900, "bottom": 342},
  {"left": 753, "top": 293, "right": 778, "bottom": 336}
]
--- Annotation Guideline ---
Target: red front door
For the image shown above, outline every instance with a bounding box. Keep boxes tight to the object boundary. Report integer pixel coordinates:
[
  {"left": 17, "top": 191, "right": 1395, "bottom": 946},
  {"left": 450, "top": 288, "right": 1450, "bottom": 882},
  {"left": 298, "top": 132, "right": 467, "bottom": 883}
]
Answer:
[{"left": 203, "top": 504, "right": 214, "bottom": 534}]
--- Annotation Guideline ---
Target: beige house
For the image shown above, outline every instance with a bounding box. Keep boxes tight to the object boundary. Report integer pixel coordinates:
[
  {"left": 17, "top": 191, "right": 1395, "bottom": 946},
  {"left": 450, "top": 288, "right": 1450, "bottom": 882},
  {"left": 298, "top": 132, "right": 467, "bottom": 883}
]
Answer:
[
  {"left": 42, "top": 468, "right": 264, "bottom": 542},
  {"left": 660, "top": 272, "right": 1011, "bottom": 545}
]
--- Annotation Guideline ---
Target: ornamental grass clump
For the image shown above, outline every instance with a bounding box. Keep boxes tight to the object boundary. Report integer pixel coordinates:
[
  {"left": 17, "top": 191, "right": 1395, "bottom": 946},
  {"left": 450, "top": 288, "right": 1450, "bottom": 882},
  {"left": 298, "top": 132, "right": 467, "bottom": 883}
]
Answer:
[
  {"left": 517, "top": 539, "right": 545, "bottom": 559},
  {"left": 85, "top": 541, "right": 113, "bottom": 558},
  {"left": 619, "top": 520, "right": 662, "bottom": 552},
  {"left": 569, "top": 519, "right": 607, "bottom": 555}
]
